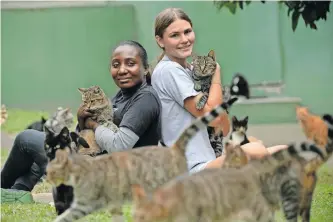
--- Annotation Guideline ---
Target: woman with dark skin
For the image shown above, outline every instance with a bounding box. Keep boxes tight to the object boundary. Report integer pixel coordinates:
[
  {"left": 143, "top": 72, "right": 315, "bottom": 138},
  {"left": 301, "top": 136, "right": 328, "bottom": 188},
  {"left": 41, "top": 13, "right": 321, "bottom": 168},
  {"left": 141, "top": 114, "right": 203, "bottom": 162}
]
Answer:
[{"left": 78, "top": 40, "right": 162, "bottom": 151}]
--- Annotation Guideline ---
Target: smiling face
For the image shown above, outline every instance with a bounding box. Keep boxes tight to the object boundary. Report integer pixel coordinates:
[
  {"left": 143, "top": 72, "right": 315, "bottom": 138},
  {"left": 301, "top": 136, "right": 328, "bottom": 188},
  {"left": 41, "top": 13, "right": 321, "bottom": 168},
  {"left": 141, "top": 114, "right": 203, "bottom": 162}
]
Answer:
[
  {"left": 155, "top": 19, "right": 195, "bottom": 63},
  {"left": 110, "top": 45, "right": 146, "bottom": 89}
]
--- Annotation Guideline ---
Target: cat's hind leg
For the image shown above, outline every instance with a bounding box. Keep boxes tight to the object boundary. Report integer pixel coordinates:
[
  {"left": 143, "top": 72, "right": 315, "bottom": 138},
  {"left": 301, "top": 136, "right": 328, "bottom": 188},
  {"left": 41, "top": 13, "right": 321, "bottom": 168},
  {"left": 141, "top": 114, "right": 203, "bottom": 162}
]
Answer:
[
  {"left": 196, "top": 93, "right": 209, "bottom": 110},
  {"left": 109, "top": 205, "right": 125, "bottom": 222},
  {"left": 281, "top": 179, "right": 300, "bottom": 222}
]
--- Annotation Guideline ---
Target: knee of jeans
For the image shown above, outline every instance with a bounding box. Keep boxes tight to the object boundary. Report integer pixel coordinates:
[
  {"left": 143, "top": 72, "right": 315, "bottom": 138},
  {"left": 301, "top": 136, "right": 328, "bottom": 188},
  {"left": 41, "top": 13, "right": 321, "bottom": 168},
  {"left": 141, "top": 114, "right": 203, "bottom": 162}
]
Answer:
[{"left": 14, "top": 129, "right": 45, "bottom": 150}]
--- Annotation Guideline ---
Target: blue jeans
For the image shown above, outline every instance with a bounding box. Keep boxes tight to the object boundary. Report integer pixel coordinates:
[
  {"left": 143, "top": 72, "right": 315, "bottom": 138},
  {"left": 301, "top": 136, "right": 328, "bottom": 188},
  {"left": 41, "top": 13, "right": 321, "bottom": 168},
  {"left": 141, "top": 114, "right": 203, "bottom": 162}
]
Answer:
[{"left": 1, "top": 129, "right": 47, "bottom": 191}]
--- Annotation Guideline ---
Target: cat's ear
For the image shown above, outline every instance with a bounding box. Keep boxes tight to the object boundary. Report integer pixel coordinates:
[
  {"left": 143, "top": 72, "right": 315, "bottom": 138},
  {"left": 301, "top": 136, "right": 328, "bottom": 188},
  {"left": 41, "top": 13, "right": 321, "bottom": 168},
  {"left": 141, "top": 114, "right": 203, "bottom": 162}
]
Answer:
[
  {"left": 243, "top": 116, "right": 249, "bottom": 124},
  {"left": 41, "top": 116, "right": 47, "bottom": 123},
  {"left": 44, "top": 126, "right": 53, "bottom": 137},
  {"left": 63, "top": 108, "right": 70, "bottom": 114},
  {"left": 78, "top": 137, "right": 90, "bottom": 148},
  {"left": 208, "top": 50, "right": 216, "bottom": 60},
  {"left": 191, "top": 52, "right": 198, "bottom": 59},
  {"left": 224, "top": 141, "right": 234, "bottom": 154},
  {"left": 78, "top": 88, "right": 88, "bottom": 94},
  {"left": 132, "top": 184, "right": 147, "bottom": 204},
  {"left": 232, "top": 116, "right": 238, "bottom": 122},
  {"left": 59, "top": 126, "right": 70, "bottom": 139}
]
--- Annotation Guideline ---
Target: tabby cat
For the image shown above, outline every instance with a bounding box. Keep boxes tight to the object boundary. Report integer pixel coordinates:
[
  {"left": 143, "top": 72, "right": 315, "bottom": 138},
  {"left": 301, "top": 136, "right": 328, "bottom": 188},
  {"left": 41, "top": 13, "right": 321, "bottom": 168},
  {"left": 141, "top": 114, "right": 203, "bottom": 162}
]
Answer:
[
  {"left": 46, "top": 98, "right": 238, "bottom": 222},
  {"left": 131, "top": 139, "right": 328, "bottom": 222},
  {"left": 0, "top": 104, "right": 8, "bottom": 126},
  {"left": 229, "top": 115, "right": 250, "bottom": 146},
  {"left": 191, "top": 50, "right": 217, "bottom": 110},
  {"left": 296, "top": 106, "right": 329, "bottom": 149},
  {"left": 191, "top": 50, "right": 225, "bottom": 157},
  {"left": 77, "top": 85, "right": 118, "bottom": 156}
]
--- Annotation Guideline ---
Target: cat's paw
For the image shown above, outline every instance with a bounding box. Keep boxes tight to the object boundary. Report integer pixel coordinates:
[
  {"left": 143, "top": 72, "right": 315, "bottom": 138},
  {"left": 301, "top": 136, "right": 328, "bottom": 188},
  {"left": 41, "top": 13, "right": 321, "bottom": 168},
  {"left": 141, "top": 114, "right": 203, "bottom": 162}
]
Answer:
[
  {"left": 194, "top": 83, "right": 202, "bottom": 91},
  {"left": 196, "top": 102, "right": 204, "bottom": 110}
]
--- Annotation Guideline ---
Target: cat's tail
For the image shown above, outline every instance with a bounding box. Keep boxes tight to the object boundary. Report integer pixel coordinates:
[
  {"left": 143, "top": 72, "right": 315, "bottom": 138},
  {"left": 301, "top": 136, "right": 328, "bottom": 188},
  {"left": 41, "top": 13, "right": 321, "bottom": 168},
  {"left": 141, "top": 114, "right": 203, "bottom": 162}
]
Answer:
[
  {"left": 171, "top": 97, "right": 238, "bottom": 154},
  {"left": 304, "top": 114, "right": 333, "bottom": 173},
  {"left": 254, "top": 140, "right": 325, "bottom": 171}
]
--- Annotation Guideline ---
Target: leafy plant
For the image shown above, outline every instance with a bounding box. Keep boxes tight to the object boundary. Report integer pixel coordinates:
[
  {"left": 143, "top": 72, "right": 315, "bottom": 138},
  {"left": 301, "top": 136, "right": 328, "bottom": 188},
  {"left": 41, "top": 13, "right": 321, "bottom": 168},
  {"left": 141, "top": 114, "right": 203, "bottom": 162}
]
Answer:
[{"left": 213, "top": 1, "right": 331, "bottom": 31}]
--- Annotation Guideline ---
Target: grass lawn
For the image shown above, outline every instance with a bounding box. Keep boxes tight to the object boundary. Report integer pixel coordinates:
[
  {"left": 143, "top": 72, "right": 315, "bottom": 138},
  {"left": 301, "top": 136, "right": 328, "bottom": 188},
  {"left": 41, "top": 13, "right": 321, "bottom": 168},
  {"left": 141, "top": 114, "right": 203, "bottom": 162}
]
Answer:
[{"left": 1, "top": 108, "right": 332, "bottom": 221}]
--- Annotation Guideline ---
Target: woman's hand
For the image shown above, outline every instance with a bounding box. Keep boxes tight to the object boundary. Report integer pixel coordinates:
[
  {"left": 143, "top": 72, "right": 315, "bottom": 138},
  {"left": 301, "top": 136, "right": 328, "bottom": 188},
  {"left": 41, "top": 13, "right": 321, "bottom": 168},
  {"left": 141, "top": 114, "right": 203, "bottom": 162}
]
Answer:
[
  {"left": 211, "top": 62, "right": 221, "bottom": 84},
  {"left": 77, "top": 105, "right": 93, "bottom": 130},
  {"left": 84, "top": 117, "right": 99, "bottom": 131}
]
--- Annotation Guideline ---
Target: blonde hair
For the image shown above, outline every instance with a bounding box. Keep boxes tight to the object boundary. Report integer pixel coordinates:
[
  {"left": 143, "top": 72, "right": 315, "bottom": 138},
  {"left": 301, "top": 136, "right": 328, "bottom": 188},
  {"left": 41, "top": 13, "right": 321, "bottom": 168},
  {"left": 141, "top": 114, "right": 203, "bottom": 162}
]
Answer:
[{"left": 154, "top": 8, "right": 193, "bottom": 63}]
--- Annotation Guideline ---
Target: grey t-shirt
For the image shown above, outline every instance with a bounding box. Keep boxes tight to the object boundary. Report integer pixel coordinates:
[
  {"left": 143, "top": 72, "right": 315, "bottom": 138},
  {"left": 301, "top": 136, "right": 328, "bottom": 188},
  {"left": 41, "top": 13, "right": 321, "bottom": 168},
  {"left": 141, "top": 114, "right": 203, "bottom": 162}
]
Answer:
[{"left": 151, "top": 56, "right": 216, "bottom": 173}]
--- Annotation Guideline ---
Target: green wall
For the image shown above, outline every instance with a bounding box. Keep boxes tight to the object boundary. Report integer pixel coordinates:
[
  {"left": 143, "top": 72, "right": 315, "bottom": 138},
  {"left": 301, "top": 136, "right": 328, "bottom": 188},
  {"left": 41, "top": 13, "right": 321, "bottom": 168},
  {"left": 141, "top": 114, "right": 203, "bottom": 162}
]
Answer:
[
  {"left": 278, "top": 5, "right": 333, "bottom": 114},
  {"left": 1, "top": 2, "right": 332, "bottom": 119},
  {"left": 1, "top": 5, "right": 136, "bottom": 110},
  {"left": 133, "top": 1, "right": 283, "bottom": 84}
]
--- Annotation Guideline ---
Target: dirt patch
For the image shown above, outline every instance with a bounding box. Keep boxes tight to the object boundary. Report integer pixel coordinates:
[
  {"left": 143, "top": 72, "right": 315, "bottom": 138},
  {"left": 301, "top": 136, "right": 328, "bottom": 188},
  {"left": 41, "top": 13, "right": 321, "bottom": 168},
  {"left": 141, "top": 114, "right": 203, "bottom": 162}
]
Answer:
[{"left": 1, "top": 131, "right": 15, "bottom": 149}]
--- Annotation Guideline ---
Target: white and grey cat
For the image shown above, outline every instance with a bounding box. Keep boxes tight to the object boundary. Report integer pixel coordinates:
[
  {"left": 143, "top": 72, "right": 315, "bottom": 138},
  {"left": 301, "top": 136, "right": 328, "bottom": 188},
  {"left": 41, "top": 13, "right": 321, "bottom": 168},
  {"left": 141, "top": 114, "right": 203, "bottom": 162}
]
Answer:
[
  {"left": 229, "top": 115, "right": 250, "bottom": 146},
  {"left": 44, "top": 107, "right": 74, "bottom": 135}
]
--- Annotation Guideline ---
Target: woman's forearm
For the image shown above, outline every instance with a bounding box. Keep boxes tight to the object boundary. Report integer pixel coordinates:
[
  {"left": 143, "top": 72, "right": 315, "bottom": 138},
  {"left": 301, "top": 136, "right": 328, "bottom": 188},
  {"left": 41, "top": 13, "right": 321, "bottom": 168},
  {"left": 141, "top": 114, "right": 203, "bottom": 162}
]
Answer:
[
  {"left": 94, "top": 126, "right": 139, "bottom": 153},
  {"left": 205, "top": 155, "right": 226, "bottom": 169}
]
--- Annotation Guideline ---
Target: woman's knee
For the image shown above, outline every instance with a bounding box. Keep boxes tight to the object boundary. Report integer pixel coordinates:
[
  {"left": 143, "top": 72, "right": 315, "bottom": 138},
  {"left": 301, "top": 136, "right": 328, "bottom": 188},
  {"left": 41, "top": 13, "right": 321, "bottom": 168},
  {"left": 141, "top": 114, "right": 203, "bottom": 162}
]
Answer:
[
  {"left": 266, "top": 145, "right": 288, "bottom": 154},
  {"left": 14, "top": 129, "right": 46, "bottom": 152},
  {"left": 241, "top": 142, "right": 269, "bottom": 159}
]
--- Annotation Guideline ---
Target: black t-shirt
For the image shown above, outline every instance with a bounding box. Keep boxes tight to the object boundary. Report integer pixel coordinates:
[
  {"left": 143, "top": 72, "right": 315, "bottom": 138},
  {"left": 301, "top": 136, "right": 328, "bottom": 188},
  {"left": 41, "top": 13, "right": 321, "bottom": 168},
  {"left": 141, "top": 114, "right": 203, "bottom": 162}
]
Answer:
[{"left": 111, "top": 82, "right": 162, "bottom": 148}]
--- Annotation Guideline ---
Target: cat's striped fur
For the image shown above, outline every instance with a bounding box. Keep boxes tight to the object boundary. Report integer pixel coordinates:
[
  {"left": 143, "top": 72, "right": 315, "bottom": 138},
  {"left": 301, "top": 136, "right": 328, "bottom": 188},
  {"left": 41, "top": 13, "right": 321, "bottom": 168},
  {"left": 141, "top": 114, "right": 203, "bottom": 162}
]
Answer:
[
  {"left": 46, "top": 98, "right": 238, "bottom": 222},
  {"left": 131, "top": 140, "right": 327, "bottom": 222},
  {"left": 77, "top": 85, "right": 118, "bottom": 156}
]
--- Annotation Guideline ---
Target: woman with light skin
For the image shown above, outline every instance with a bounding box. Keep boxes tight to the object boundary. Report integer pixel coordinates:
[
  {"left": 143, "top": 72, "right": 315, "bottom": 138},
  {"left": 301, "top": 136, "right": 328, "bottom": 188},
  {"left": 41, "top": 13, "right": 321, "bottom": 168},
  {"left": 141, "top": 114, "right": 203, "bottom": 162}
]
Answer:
[{"left": 151, "top": 7, "right": 288, "bottom": 172}]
